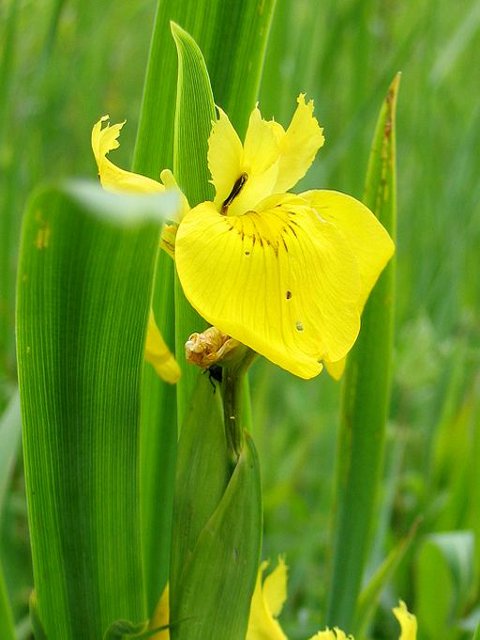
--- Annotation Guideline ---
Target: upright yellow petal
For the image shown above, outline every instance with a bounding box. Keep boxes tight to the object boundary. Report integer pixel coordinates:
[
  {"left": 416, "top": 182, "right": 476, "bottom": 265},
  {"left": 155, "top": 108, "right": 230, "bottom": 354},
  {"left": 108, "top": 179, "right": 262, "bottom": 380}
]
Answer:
[
  {"left": 262, "top": 557, "right": 288, "bottom": 619},
  {"left": 145, "top": 311, "right": 180, "bottom": 384},
  {"left": 208, "top": 107, "right": 244, "bottom": 209},
  {"left": 393, "top": 601, "right": 417, "bottom": 640},
  {"left": 210, "top": 106, "right": 280, "bottom": 217},
  {"left": 246, "top": 561, "right": 288, "bottom": 640},
  {"left": 91, "top": 116, "right": 164, "bottom": 194},
  {"left": 272, "top": 94, "right": 325, "bottom": 193},
  {"left": 175, "top": 195, "right": 361, "bottom": 379},
  {"left": 302, "top": 190, "right": 394, "bottom": 311}
]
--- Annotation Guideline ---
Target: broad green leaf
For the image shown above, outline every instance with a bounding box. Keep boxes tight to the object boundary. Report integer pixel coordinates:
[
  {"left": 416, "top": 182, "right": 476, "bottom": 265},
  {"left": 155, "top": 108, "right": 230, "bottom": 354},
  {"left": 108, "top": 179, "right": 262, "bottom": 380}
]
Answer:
[
  {"left": 416, "top": 531, "right": 475, "bottom": 640},
  {"left": 327, "top": 74, "right": 400, "bottom": 631},
  {"left": 170, "top": 373, "right": 230, "bottom": 594},
  {"left": 0, "top": 391, "right": 21, "bottom": 514},
  {"left": 16, "top": 181, "right": 178, "bottom": 638},
  {"left": 172, "top": 434, "right": 262, "bottom": 640}
]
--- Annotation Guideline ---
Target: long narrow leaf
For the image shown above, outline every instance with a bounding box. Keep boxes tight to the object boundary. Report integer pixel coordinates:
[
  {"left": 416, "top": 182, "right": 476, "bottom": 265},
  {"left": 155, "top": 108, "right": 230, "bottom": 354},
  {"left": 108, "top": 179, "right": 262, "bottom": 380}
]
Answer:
[
  {"left": 16, "top": 182, "right": 177, "bottom": 637},
  {"left": 0, "top": 558, "right": 15, "bottom": 640},
  {"left": 172, "top": 22, "right": 216, "bottom": 423},
  {"left": 326, "top": 74, "right": 400, "bottom": 632}
]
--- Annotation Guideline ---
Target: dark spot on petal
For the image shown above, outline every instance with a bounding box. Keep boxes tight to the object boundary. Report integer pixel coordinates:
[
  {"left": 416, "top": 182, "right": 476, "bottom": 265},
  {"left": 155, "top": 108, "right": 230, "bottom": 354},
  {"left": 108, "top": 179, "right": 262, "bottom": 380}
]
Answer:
[
  {"left": 295, "top": 321, "right": 304, "bottom": 332},
  {"left": 245, "top": 250, "right": 250, "bottom": 256},
  {"left": 286, "top": 290, "right": 292, "bottom": 299}
]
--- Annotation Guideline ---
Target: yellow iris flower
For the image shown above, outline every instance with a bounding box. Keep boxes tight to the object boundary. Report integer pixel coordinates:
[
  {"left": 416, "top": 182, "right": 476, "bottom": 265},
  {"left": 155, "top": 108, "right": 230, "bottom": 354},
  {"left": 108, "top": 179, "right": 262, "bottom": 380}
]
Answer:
[
  {"left": 148, "top": 560, "right": 417, "bottom": 640},
  {"left": 92, "top": 95, "right": 394, "bottom": 380},
  {"left": 175, "top": 95, "right": 394, "bottom": 379},
  {"left": 91, "top": 116, "right": 180, "bottom": 384},
  {"left": 246, "top": 559, "right": 417, "bottom": 640}
]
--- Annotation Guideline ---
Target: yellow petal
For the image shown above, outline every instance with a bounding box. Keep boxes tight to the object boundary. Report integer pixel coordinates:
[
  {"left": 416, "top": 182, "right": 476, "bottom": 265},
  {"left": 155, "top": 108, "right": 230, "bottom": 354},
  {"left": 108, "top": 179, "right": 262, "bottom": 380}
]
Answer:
[
  {"left": 246, "top": 561, "right": 288, "bottom": 640},
  {"left": 302, "top": 190, "right": 394, "bottom": 311},
  {"left": 91, "top": 116, "right": 164, "bottom": 194},
  {"left": 393, "top": 601, "right": 417, "bottom": 640},
  {"left": 210, "top": 107, "right": 280, "bottom": 217},
  {"left": 208, "top": 107, "right": 244, "bottom": 210},
  {"left": 324, "top": 357, "right": 346, "bottom": 380},
  {"left": 145, "top": 311, "right": 180, "bottom": 383},
  {"left": 149, "top": 585, "right": 170, "bottom": 639},
  {"left": 175, "top": 195, "right": 361, "bottom": 379},
  {"left": 272, "top": 94, "right": 325, "bottom": 193},
  {"left": 262, "top": 557, "right": 288, "bottom": 619}
]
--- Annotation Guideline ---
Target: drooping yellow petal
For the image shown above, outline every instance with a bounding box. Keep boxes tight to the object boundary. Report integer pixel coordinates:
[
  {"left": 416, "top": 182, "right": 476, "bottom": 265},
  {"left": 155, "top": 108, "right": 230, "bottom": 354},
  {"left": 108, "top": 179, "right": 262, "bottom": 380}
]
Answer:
[
  {"left": 149, "top": 585, "right": 170, "bottom": 639},
  {"left": 302, "top": 190, "right": 394, "bottom": 311},
  {"left": 246, "top": 560, "right": 288, "bottom": 640},
  {"left": 324, "top": 357, "right": 346, "bottom": 380},
  {"left": 393, "top": 601, "right": 417, "bottom": 640},
  {"left": 91, "top": 116, "right": 164, "bottom": 194},
  {"left": 145, "top": 311, "right": 180, "bottom": 384},
  {"left": 272, "top": 94, "right": 325, "bottom": 193},
  {"left": 175, "top": 194, "right": 361, "bottom": 379}
]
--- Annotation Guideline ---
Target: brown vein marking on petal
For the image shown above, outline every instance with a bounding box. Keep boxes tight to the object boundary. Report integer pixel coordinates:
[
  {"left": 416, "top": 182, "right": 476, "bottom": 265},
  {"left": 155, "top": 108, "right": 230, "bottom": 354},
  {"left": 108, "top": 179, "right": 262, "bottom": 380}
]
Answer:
[
  {"left": 221, "top": 173, "right": 248, "bottom": 214},
  {"left": 225, "top": 207, "right": 301, "bottom": 256}
]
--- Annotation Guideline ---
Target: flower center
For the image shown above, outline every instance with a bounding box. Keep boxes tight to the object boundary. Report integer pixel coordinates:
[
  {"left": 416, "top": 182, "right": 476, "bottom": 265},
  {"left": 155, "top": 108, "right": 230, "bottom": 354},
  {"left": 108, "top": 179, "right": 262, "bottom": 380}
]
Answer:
[{"left": 221, "top": 173, "right": 248, "bottom": 214}]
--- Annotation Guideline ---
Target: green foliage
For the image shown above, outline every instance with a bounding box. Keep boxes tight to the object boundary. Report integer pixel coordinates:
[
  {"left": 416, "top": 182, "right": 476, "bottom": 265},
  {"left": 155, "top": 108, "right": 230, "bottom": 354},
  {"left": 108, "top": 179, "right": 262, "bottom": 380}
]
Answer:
[
  {"left": 1, "top": 1, "right": 479, "bottom": 638},
  {"left": 326, "top": 74, "right": 399, "bottom": 632},
  {"left": 16, "top": 182, "right": 177, "bottom": 637}
]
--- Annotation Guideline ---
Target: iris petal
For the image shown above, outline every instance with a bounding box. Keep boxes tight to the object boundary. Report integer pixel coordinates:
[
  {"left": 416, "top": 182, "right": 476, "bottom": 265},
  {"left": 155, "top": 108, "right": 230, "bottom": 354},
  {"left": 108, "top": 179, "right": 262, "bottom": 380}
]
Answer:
[
  {"left": 145, "top": 312, "right": 180, "bottom": 384},
  {"left": 272, "top": 94, "right": 325, "bottom": 193},
  {"left": 246, "top": 560, "right": 288, "bottom": 640},
  {"left": 175, "top": 196, "right": 361, "bottom": 379},
  {"left": 91, "top": 116, "right": 164, "bottom": 194},
  {"left": 393, "top": 601, "right": 417, "bottom": 640},
  {"left": 302, "top": 190, "right": 394, "bottom": 310}
]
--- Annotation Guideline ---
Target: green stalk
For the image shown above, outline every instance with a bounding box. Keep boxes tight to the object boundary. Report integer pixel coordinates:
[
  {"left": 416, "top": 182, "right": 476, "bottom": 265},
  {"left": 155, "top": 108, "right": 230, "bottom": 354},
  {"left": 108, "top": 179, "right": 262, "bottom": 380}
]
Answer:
[
  {"left": 133, "top": 0, "right": 275, "bottom": 617},
  {"left": 16, "top": 183, "right": 177, "bottom": 637},
  {"left": 0, "top": 558, "right": 15, "bottom": 640},
  {"left": 326, "top": 74, "right": 400, "bottom": 632}
]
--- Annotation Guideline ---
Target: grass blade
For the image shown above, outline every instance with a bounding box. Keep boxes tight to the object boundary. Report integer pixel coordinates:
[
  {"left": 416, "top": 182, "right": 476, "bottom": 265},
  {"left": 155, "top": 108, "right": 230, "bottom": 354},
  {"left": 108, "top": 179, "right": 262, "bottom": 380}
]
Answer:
[
  {"left": 16, "top": 181, "right": 177, "bottom": 637},
  {"left": 326, "top": 74, "right": 400, "bottom": 632}
]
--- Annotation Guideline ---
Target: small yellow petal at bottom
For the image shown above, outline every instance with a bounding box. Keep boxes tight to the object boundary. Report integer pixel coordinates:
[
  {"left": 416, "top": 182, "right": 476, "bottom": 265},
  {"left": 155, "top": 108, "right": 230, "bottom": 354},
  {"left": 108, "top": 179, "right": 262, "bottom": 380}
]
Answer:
[
  {"left": 393, "top": 601, "right": 417, "bottom": 640},
  {"left": 145, "top": 311, "right": 180, "bottom": 383},
  {"left": 246, "top": 560, "right": 288, "bottom": 640},
  {"left": 324, "top": 357, "right": 346, "bottom": 381},
  {"left": 149, "top": 585, "right": 170, "bottom": 639}
]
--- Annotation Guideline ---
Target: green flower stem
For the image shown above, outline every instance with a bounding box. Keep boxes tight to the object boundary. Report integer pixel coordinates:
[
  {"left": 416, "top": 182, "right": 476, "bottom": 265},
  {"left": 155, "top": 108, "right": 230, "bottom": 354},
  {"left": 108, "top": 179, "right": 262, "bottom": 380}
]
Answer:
[{"left": 222, "top": 350, "right": 257, "bottom": 463}]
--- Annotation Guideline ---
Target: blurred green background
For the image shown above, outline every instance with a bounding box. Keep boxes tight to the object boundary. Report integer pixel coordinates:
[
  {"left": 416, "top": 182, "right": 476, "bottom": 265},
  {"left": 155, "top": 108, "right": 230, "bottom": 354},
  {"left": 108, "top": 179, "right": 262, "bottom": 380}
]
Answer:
[{"left": 1, "top": 0, "right": 479, "bottom": 638}]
